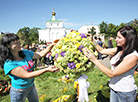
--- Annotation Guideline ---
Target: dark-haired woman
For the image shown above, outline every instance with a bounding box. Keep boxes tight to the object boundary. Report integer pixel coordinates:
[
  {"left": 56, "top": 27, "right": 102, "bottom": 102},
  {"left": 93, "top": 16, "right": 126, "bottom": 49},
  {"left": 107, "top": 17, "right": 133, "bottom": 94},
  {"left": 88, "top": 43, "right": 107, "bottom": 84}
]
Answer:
[
  {"left": 0, "top": 33, "right": 59, "bottom": 102},
  {"left": 83, "top": 26, "right": 138, "bottom": 102}
]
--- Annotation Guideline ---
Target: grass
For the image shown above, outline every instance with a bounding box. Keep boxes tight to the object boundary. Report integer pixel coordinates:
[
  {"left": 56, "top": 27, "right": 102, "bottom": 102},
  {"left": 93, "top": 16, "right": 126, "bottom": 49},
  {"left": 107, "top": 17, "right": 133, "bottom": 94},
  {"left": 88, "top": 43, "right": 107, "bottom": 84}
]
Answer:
[
  {"left": 34, "top": 68, "right": 111, "bottom": 102},
  {"left": 1, "top": 67, "right": 138, "bottom": 102}
]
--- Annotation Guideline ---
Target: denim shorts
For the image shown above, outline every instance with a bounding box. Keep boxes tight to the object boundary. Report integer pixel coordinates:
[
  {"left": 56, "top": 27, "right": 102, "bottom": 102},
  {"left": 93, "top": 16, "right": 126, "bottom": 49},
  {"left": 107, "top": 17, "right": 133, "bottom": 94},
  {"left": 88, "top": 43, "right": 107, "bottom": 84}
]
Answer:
[
  {"left": 10, "top": 84, "right": 39, "bottom": 102},
  {"left": 110, "top": 88, "right": 137, "bottom": 102}
]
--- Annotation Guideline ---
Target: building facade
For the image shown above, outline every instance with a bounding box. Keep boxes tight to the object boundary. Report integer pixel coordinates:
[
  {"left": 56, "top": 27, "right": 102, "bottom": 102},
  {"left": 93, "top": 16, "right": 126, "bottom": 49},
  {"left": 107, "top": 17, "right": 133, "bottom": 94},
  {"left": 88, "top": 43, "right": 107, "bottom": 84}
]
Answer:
[
  {"left": 38, "top": 10, "right": 104, "bottom": 43},
  {"left": 78, "top": 25, "right": 104, "bottom": 41},
  {"left": 38, "top": 10, "right": 71, "bottom": 44},
  {"left": 78, "top": 25, "right": 100, "bottom": 35}
]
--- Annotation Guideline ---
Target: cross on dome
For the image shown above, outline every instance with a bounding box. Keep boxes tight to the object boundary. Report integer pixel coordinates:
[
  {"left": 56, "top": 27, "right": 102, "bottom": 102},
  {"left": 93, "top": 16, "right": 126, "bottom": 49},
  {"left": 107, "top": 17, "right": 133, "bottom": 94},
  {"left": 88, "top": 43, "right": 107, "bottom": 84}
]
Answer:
[{"left": 52, "top": 8, "right": 56, "bottom": 16}]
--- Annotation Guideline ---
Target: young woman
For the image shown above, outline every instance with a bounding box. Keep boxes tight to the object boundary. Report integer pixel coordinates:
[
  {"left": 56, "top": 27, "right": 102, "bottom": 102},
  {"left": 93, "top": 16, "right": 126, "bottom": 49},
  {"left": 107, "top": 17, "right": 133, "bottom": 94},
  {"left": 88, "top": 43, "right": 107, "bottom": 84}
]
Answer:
[
  {"left": 0, "top": 33, "right": 59, "bottom": 102},
  {"left": 83, "top": 26, "right": 138, "bottom": 102}
]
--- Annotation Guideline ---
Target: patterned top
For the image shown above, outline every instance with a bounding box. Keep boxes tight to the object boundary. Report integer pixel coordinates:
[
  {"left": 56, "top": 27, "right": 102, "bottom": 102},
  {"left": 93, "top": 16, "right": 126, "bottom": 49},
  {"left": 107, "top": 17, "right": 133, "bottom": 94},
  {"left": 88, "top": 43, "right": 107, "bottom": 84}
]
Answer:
[{"left": 4, "top": 50, "right": 34, "bottom": 89}]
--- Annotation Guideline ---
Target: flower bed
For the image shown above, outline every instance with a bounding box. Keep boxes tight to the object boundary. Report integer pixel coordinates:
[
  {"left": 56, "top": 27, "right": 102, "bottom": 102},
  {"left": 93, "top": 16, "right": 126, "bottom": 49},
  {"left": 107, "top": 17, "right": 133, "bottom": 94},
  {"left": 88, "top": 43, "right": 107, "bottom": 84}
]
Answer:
[
  {"left": 0, "top": 69, "right": 11, "bottom": 96},
  {"left": 52, "top": 31, "right": 98, "bottom": 79},
  {"left": 0, "top": 80, "right": 11, "bottom": 95}
]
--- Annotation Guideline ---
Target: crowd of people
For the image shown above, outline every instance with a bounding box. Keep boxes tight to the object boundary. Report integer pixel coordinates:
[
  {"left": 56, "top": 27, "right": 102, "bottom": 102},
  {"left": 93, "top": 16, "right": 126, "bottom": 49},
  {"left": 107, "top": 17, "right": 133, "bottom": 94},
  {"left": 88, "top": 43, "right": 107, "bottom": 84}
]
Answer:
[
  {"left": 21, "top": 43, "right": 54, "bottom": 68},
  {"left": 93, "top": 36, "right": 114, "bottom": 60}
]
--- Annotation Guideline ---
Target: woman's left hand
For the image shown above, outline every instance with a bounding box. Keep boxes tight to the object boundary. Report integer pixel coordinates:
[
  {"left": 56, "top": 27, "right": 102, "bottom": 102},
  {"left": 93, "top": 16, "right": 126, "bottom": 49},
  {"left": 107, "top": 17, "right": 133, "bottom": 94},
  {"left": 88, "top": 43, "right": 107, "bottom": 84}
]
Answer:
[
  {"left": 83, "top": 48, "right": 97, "bottom": 62},
  {"left": 47, "top": 66, "right": 60, "bottom": 72}
]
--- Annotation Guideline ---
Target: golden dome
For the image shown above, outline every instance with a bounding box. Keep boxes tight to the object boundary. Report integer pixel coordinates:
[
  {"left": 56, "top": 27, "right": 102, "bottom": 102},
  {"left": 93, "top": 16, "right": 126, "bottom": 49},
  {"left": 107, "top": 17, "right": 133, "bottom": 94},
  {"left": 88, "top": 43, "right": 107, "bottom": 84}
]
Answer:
[{"left": 52, "top": 10, "right": 56, "bottom": 16}]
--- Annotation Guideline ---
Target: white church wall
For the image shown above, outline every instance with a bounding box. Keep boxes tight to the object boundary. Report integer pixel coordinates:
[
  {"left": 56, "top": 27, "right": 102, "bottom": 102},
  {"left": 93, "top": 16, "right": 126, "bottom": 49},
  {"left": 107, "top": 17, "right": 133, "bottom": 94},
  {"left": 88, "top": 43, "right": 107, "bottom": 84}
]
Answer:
[
  {"left": 38, "top": 29, "right": 49, "bottom": 42},
  {"left": 49, "top": 28, "right": 66, "bottom": 41},
  {"left": 46, "top": 22, "right": 63, "bottom": 28}
]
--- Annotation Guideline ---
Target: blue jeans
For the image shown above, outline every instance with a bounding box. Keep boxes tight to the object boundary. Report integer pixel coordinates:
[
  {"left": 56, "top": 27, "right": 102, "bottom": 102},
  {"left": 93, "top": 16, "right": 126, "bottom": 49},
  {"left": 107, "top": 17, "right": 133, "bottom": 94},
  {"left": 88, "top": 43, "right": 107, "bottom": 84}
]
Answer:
[
  {"left": 10, "top": 84, "right": 39, "bottom": 102},
  {"left": 110, "top": 89, "right": 137, "bottom": 102}
]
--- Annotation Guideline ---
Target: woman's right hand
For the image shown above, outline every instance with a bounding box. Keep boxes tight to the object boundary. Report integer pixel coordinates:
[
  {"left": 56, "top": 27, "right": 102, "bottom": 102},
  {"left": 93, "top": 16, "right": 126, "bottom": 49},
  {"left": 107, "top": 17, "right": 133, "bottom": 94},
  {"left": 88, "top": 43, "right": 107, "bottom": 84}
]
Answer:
[
  {"left": 47, "top": 66, "right": 60, "bottom": 72},
  {"left": 83, "top": 48, "right": 97, "bottom": 62}
]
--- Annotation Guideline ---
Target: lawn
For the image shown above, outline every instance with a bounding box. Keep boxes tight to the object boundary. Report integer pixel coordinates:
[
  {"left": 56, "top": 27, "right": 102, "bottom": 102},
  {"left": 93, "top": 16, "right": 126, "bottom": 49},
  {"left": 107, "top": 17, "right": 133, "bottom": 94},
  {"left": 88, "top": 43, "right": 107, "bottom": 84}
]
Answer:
[
  {"left": 1, "top": 67, "right": 138, "bottom": 102},
  {"left": 35, "top": 68, "right": 110, "bottom": 102}
]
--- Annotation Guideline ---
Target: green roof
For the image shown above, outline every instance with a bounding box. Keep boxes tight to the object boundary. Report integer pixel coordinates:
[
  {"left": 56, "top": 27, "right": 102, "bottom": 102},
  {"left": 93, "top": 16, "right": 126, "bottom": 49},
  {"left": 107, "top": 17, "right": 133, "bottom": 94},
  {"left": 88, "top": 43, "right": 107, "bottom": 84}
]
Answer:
[{"left": 47, "top": 20, "right": 62, "bottom": 22}]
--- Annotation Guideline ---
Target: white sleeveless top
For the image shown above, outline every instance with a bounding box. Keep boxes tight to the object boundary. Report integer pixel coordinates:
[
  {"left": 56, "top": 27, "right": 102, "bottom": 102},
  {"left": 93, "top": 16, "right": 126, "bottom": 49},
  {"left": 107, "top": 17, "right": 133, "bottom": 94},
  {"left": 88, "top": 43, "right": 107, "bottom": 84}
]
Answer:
[{"left": 109, "top": 50, "right": 138, "bottom": 92}]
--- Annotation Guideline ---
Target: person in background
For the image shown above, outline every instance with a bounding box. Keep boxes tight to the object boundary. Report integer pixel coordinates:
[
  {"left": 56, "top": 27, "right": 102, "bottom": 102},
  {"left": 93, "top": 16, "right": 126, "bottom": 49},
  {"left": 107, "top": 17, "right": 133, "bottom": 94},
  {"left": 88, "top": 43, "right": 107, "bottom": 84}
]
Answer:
[
  {"left": 25, "top": 44, "right": 30, "bottom": 50},
  {"left": 30, "top": 43, "right": 37, "bottom": 52},
  {"left": 42, "top": 45, "right": 47, "bottom": 66},
  {"left": 0, "top": 33, "right": 59, "bottom": 102},
  {"left": 21, "top": 44, "right": 25, "bottom": 50},
  {"left": 94, "top": 36, "right": 98, "bottom": 43},
  {"left": 97, "top": 37, "right": 103, "bottom": 59},
  {"left": 102, "top": 37, "right": 113, "bottom": 59},
  {"left": 108, "top": 37, "right": 113, "bottom": 48},
  {"left": 83, "top": 26, "right": 138, "bottom": 102},
  {"left": 30, "top": 43, "right": 37, "bottom": 68},
  {"left": 45, "top": 52, "right": 51, "bottom": 66},
  {"left": 37, "top": 45, "right": 42, "bottom": 67},
  {"left": 50, "top": 55, "right": 54, "bottom": 65}
]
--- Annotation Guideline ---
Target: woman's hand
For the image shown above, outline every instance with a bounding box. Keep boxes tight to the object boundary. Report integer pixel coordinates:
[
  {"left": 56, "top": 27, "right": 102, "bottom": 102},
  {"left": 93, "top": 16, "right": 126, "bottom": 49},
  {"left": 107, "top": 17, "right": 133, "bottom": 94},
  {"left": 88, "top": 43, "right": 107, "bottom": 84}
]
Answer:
[
  {"left": 53, "top": 39, "right": 60, "bottom": 43},
  {"left": 47, "top": 66, "right": 60, "bottom": 72},
  {"left": 50, "top": 39, "right": 60, "bottom": 49},
  {"left": 83, "top": 48, "right": 97, "bottom": 62}
]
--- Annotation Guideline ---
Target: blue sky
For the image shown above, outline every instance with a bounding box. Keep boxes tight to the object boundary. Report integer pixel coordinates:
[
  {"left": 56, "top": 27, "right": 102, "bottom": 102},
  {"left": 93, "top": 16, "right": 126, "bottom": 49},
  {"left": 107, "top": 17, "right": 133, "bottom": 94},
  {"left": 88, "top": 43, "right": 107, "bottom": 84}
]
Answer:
[{"left": 0, "top": 0, "right": 138, "bottom": 33}]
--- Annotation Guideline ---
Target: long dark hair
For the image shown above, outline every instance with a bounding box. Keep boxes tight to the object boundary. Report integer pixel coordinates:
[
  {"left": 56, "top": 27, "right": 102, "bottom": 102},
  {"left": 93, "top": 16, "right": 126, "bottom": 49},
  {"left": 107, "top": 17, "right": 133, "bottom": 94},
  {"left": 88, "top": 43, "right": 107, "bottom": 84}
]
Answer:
[
  {"left": 0, "top": 33, "right": 25, "bottom": 68},
  {"left": 113, "top": 26, "right": 138, "bottom": 66}
]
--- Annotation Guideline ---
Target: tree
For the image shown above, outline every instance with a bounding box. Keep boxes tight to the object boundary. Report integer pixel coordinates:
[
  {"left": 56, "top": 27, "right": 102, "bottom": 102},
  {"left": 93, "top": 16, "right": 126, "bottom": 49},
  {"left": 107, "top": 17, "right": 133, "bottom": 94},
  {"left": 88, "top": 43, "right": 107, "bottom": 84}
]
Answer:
[
  {"left": 29, "top": 27, "right": 40, "bottom": 44},
  {"left": 130, "top": 18, "right": 138, "bottom": 33},
  {"left": 99, "top": 21, "right": 108, "bottom": 37},
  {"left": 88, "top": 26, "right": 96, "bottom": 40},
  {"left": 17, "top": 27, "right": 30, "bottom": 45},
  {"left": 107, "top": 23, "right": 117, "bottom": 38},
  {"left": 117, "top": 23, "right": 126, "bottom": 31},
  {"left": 0, "top": 32, "right": 5, "bottom": 44},
  {"left": 17, "top": 27, "right": 40, "bottom": 45}
]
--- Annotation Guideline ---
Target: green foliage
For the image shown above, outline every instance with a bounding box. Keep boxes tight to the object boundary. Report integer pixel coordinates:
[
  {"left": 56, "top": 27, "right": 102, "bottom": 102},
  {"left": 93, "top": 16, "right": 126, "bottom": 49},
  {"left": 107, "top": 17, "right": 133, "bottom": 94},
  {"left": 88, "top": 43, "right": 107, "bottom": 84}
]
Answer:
[
  {"left": 28, "top": 27, "right": 39, "bottom": 43},
  {"left": 0, "top": 69, "right": 11, "bottom": 101},
  {"left": 88, "top": 26, "right": 96, "bottom": 37},
  {"left": 0, "top": 69, "right": 10, "bottom": 81},
  {"left": 0, "top": 33, "right": 5, "bottom": 44},
  {"left": 107, "top": 23, "right": 117, "bottom": 38},
  {"left": 99, "top": 18, "right": 138, "bottom": 38},
  {"left": 129, "top": 19, "right": 138, "bottom": 33},
  {"left": 39, "top": 39, "right": 46, "bottom": 45},
  {"left": 17, "top": 27, "right": 30, "bottom": 45},
  {"left": 99, "top": 21, "right": 108, "bottom": 34},
  {"left": 17, "top": 27, "right": 40, "bottom": 45}
]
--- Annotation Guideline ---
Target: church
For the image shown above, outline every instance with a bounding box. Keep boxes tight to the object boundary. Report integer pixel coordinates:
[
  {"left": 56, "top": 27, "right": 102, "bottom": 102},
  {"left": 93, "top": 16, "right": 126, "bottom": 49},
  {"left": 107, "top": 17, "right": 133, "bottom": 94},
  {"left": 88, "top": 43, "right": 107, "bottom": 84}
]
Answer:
[
  {"left": 38, "top": 10, "right": 103, "bottom": 44},
  {"left": 38, "top": 10, "right": 71, "bottom": 44}
]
